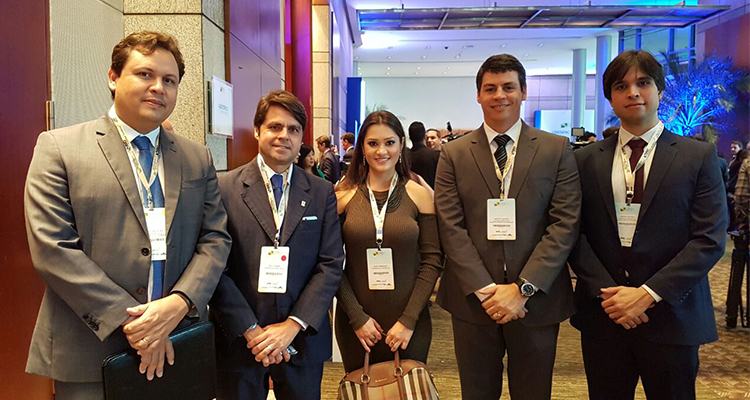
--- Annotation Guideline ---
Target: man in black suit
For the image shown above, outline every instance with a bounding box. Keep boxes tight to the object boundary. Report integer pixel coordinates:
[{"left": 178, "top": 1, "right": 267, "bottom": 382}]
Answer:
[
  {"left": 570, "top": 50, "right": 727, "bottom": 400},
  {"left": 209, "top": 90, "right": 344, "bottom": 400},
  {"left": 408, "top": 121, "right": 440, "bottom": 188},
  {"left": 316, "top": 134, "right": 340, "bottom": 183},
  {"left": 340, "top": 132, "right": 355, "bottom": 175}
]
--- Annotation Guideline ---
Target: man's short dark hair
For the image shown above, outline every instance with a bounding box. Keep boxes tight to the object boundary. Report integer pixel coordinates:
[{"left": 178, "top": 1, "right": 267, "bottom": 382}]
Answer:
[
  {"left": 476, "top": 54, "right": 526, "bottom": 92},
  {"left": 316, "top": 134, "right": 331, "bottom": 147},
  {"left": 408, "top": 121, "right": 426, "bottom": 144},
  {"left": 110, "top": 31, "right": 185, "bottom": 99},
  {"left": 603, "top": 50, "right": 665, "bottom": 101},
  {"left": 342, "top": 132, "right": 355, "bottom": 144},
  {"left": 254, "top": 90, "right": 307, "bottom": 131}
]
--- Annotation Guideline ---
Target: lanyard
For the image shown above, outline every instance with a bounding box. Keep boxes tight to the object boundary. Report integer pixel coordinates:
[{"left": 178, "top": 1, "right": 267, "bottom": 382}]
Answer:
[
  {"left": 367, "top": 173, "right": 399, "bottom": 250},
  {"left": 258, "top": 156, "right": 291, "bottom": 247},
  {"left": 491, "top": 137, "right": 519, "bottom": 201},
  {"left": 619, "top": 122, "right": 664, "bottom": 206},
  {"left": 112, "top": 118, "right": 161, "bottom": 210}
]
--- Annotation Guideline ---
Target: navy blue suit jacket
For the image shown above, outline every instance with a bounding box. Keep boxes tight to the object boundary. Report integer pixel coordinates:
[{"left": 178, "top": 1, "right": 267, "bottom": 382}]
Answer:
[
  {"left": 569, "top": 130, "right": 726, "bottom": 346},
  {"left": 210, "top": 158, "right": 344, "bottom": 368}
]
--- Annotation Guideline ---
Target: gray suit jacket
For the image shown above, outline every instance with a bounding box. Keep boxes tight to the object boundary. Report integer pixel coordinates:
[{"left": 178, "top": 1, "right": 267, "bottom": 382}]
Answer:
[
  {"left": 24, "top": 116, "right": 231, "bottom": 382},
  {"left": 435, "top": 123, "right": 580, "bottom": 326}
]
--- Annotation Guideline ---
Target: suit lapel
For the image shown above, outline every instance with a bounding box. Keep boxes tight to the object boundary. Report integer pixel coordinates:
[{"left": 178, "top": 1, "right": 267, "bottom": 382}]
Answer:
[
  {"left": 639, "top": 131, "right": 677, "bottom": 219},
  {"left": 596, "top": 136, "right": 618, "bottom": 230},
  {"left": 468, "top": 127, "right": 501, "bottom": 198},
  {"left": 508, "top": 123, "right": 539, "bottom": 200},
  {"left": 161, "top": 128, "right": 181, "bottom": 236},
  {"left": 95, "top": 116, "right": 148, "bottom": 234},
  {"left": 241, "top": 159, "right": 278, "bottom": 243},
  {"left": 280, "top": 166, "right": 312, "bottom": 246}
]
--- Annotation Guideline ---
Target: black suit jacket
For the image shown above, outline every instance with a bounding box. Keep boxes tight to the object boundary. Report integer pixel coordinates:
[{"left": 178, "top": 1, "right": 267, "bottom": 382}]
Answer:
[
  {"left": 409, "top": 143, "right": 440, "bottom": 188},
  {"left": 569, "top": 131, "right": 726, "bottom": 346},
  {"left": 320, "top": 150, "right": 341, "bottom": 183},
  {"left": 210, "top": 159, "right": 344, "bottom": 367}
]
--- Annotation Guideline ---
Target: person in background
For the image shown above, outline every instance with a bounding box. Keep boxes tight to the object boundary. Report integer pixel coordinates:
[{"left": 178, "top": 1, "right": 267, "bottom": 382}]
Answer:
[
  {"left": 730, "top": 141, "right": 743, "bottom": 162},
  {"left": 570, "top": 50, "right": 726, "bottom": 400},
  {"left": 425, "top": 128, "right": 442, "bottom": 151},
  {"left": 316, "top": 134, "right": 341, "bottom": 184},
  {"left": 726, "top": 156, "right": 749, "bottom": 329},
  {"left": 23, "top": 31, "right": 231, "bottom": 399},
  {"left": 408, "top": 121, "right": 440, "bottom": 189},
  {"left": 341, "top": 132, "right": 355, "bottom": 175},
  {"left": 296, "top": 143, "right": 325, "bottom": 179},
  {"left": 602, "top": 126, "right": 619, "bottom": 140},
  {"left": 729, "top": 149, "right": 750, "bottom": 231},
  {"left": 209, "top": 90, "right": 344, "bottom": 400},
  {"left": 334, "top": 110, "right": 442, "bottom": 372}
]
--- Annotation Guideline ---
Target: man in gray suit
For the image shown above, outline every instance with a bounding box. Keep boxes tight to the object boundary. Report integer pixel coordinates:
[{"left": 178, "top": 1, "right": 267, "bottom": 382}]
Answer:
[
  {"left": 434, "top": 54, "right": 581, "bottom": 399},
  {"left": 24, "top": 31, "right": 231, "bottom": 399}
]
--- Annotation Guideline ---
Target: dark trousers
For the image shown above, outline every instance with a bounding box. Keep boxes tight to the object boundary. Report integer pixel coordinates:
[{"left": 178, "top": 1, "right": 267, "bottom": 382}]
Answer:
[
  {"left": 451, "top": 316, "right": 560, "bottom": 400},
  {"left": 54, "top": 381, "right": 104, "bottom": 400},
  {"left": 216, "top": 361, "right": 324, "bottom": 400},
  {"left": 726, "top": 231, "right": 749, "bottom": 327},
  {"left": 581, "top": 332, "right": 699, "bottom": 400}
]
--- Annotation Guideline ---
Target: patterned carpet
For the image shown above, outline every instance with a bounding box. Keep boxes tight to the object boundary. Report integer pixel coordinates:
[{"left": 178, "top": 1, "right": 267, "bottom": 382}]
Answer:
[{"left": 315, "top": 238, "right": 749, "bottom": 399}]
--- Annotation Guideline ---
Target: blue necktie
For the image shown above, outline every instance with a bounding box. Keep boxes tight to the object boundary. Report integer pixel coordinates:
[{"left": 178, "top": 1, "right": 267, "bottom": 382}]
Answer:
[
  {"left": 132, "top": 135, "right": 165, "bottom": 300},
  {"left": 270, "top": 174, "right": 283, "bottom": 208}
]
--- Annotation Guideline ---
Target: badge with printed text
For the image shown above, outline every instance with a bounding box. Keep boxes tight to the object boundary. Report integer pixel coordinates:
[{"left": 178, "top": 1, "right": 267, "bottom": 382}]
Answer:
[
  {"left": 487, "top": 199, "right": 516, "bottom": 241},
  {"left": 366, "top": 248, "right": 395, "bottom": 290},
  {"left": 615, "top": 203, "right": 641, "bottom": 247},
  {"left": 258, "top": 246, "right": 290, "bottom": 293},
  {"left": 144, "top": 208, "right": 167, "bottom": 261}
]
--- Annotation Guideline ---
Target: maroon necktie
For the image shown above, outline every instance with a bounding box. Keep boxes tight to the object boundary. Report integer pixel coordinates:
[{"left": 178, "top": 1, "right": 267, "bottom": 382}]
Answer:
[{"left": 627, "top": 139, "right": 647, "bottom": 204}]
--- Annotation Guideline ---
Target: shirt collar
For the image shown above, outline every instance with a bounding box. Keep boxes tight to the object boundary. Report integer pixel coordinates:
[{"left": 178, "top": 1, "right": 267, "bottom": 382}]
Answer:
[
  {"left": 257, "top": 153, "right": 293, "bottom": 182},
  {"left": 618, "top": 121, "right": 664, "bottom": 148},
  {"left": 484, "top": 118, "right": 522, "bottom": 146},
  {"left": 108, "top": 105, "right": 160, "bottom": 148}
]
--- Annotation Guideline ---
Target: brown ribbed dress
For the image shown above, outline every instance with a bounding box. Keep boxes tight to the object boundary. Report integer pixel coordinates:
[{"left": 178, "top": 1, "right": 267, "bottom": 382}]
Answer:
[{"left": 335, "top": 180, "right": 443, "bottom": 372}]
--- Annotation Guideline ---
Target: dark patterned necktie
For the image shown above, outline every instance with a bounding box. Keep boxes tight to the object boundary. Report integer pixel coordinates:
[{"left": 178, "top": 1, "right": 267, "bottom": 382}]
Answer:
[
  {"left": 627, "top": 139, "right": 647, "bottom": 204},
  {"left": 493, "top": 134, "right": 512, "bottom": 172}
]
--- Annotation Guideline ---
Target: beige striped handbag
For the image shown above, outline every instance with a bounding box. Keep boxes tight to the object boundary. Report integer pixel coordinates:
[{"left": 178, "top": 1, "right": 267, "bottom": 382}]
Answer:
[{"left": 337, "top": 351, "right": 439, "bottom": 400}]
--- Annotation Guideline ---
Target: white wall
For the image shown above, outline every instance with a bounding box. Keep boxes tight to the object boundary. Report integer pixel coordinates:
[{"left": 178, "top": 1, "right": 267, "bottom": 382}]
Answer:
[{"left": 363, "top": 75, "right": 597, "bottom": 132}]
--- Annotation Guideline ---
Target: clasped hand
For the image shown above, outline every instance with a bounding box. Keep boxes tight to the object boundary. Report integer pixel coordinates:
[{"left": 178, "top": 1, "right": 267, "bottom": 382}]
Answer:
[
  {"left": 600, "top": 286, "right": 655, "bottom": 330},
  {"left": 121, "top": 294, "right": 189, "bottom": 380},
  {"left": 478, "top": 283, "right": 529, "bottom": 324},
  {"left": 355, "top": 318, "right": 414, "bottom": 353},
  {"left": 246, "top": 319, "right": 301, "bottom": 367}
]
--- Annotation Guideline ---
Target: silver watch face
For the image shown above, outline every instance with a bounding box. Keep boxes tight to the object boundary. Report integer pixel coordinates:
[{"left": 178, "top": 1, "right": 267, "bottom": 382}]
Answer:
[{"left": 521, "top": 283, "right": 536, "bottom": 296}]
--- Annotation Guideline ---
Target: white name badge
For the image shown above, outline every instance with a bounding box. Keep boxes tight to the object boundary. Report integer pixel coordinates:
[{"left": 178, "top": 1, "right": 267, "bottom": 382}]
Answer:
[
  {"left": 366, "top": 248, "right": 395, "bottom": 290},
  {"left": 258, "top": 246, "right": 290, "bottom": 293},
  {"left": 487, "top": 199, "right": 516, "bottom": 241},
  {"left": 615, "top": 203, "right": 641, "bottom": 248},
  {"left": 144, "top": 208, "right": 167, "bottom": 261}
]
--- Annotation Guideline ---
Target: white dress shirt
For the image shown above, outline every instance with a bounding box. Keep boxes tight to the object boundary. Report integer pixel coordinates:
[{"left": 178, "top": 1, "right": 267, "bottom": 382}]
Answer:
[
  {"left": 256, "top": 155, "right": 308, "bottom": 330},
  {"left": 476, "top": 119, "right": 523, "bottom": 301},
  {"left": 611, "top": 121, "right": 664, "bottom": 303},
  {"left": 108, "top": 106, "right": 165, "bottom": 301}
]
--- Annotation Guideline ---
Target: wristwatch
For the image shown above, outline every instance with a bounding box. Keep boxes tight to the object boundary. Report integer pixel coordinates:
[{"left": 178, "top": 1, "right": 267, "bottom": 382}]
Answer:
[{"left": 516, "top": 278, "right": 538, "bottom": 297}]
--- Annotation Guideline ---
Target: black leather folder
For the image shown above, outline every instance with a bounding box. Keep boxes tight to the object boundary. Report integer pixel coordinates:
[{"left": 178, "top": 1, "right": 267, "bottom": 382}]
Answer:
[{"left": 102, "top": 320, "right": 217, "bottom": 400}]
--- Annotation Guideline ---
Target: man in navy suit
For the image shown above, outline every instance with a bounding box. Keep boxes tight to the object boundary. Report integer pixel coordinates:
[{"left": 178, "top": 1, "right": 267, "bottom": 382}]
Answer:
[
  {"left": 570, "top": 50, "right": 727, "bottom": 399},
  {"left": 209, "top": 90, "right": 344, "bottom": 400}
]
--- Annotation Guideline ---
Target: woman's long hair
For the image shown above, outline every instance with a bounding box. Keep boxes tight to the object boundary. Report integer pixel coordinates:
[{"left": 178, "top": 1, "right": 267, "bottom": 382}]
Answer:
[
  {"left": 337, "top": 110, "right": 411, "bottom": 191},
  {"left": 296, "top": 144, "right": 315, "bottom": 170}
]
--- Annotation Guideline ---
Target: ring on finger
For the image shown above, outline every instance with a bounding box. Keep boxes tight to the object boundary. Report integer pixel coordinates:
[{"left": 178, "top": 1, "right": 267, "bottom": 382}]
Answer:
[
  {"left": 266, "top": 344, "right": 274, "bottom": 353},
  {"left": 141, "top": 338, "right": 149, "bottom": 345}
]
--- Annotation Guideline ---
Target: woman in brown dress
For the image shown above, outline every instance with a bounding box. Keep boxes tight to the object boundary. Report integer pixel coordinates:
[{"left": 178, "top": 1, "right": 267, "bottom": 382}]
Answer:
[{"left": 334, "top": 110, "right": 443, "bottom": 372}]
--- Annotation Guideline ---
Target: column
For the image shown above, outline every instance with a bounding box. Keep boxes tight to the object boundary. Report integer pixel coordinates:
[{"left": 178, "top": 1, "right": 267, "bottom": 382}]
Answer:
[
  {"left": 312, "top": 0, "right": 333, "bottom": 150},
  {"left": 123, "top": 0, "right": 228, "bottom": 170},
  {"left": 571, "top": 48, "right": 586, "bottom": 130},
  {"left": 595, "top": 35, "right": 612, "bottom": 139}
]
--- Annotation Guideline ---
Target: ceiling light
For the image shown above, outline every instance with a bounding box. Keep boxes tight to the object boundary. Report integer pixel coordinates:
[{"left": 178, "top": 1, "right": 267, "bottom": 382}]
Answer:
[
  {"left": 416, "top": 67, "right": 421, "bottom": 70},
  {"left": 386, "top": 67, "right": 391, "bottom": 70},
  {"left": 425, "top": 45, "right": 431, "bottom": 50},
  {"left": 443, "top": 71, "right": 447, "bottom": 75},
  {"left": 414, "top": 72, "right": 419, "bottom": 75},
  {"left": 501, "top": 44, "right": 506, "bottom": 48},
  {"left": 455, "top": 54, "right": 461, "bottom": 59},
  {"left": 538, "top": 43, "right": 544, "bottom": 47},
  {"left": 387, "top": 46, "right": 393, "bottom": 50},
  {"left": 386, "top": 72, "right": 390, "bottom": 75},
  {"left": 354, "top": 56, "right": 359, "bottom": 60},
  {"left": 524, "top": 53, "right": 529, "bottom": 57},
  {"left": 421, "top": 55, "right": 426, "bottom": 59},
  {"left": 446, "top": 66, "right": 451, "bottom": 70},
  {"left": 387, "top": 56, "right": 392, "bottom": 60}
]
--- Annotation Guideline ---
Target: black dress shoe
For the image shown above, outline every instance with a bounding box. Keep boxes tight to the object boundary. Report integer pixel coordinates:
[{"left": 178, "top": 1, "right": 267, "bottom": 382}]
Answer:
[{"left": 726, "top": 316, "right": 737, "bottom": 329}]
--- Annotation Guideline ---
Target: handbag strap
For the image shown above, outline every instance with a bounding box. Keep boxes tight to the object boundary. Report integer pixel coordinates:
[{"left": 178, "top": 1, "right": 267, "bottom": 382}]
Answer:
[
  {"left": 361, "top": 352, "right": 371, "bottom": 400},
  {"left": 394, "top": 351, "right": 407, "bottom": 400}
]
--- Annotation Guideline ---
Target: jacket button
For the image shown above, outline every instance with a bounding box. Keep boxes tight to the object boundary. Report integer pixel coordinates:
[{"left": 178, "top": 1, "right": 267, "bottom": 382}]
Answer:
[
  {"left": 141, "top": 248, "right": 150, "bottom": 256},
  {"left": 137, "top": 287, "right": 147, "bottom": 295}
]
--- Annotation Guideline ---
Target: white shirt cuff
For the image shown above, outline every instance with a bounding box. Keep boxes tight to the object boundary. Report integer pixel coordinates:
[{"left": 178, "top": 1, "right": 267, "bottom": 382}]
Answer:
[
  {"left": 641, "top": 285, "right": 662, "bottom": 303},
  {"left": 289, "top": 316, "right": 308, "bottom": 331},
  {"left": 475, "top": 283, "right": 496, "bottom": 302}
]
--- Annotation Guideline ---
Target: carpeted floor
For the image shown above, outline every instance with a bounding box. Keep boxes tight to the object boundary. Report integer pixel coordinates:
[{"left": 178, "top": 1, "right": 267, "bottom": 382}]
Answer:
[{"left": 274, "top": 239, "right": 749, "bottom": 399}]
